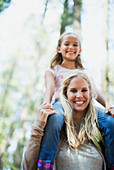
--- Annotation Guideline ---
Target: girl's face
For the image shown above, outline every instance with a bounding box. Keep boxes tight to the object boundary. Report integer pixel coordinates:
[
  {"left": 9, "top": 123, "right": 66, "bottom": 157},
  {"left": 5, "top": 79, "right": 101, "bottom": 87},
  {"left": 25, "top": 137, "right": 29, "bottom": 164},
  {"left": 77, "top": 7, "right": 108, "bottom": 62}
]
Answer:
[
  {"left": 66, "top": 76, "right": 91, "bottom": 112},
  {"left": 57, "top": 34, "right": 81, "bottom": 62}
]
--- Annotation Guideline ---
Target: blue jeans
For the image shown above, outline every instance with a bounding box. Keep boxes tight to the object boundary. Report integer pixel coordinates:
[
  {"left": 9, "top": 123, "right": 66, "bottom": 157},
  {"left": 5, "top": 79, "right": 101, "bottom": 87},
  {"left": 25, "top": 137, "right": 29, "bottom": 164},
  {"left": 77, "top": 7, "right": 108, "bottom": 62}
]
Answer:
[
  {"left": 39, "top": 100, "right": 114, "bottom": 165},
  {"left": 98, "top": 107, "right": 114, "bottom": 166},
  {"left": 39, "top": 100, "right": 65, "bottom": 160}
]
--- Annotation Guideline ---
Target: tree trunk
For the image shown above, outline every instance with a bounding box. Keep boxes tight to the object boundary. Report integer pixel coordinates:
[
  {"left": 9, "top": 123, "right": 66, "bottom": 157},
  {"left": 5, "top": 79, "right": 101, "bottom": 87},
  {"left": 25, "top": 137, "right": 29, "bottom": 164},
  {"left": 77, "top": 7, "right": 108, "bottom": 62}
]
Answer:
[
  {"left": 73, "top": 0, "right": 82, "bottom": 36},
  {"left": 102, "top": 0, "right": 109, "bottom": 100},
  {"left": 41, "top": 0, "right": 49, "bottom": 24},
  {"left": 60, "top": 0, "right": 69, "bottom": 34}
]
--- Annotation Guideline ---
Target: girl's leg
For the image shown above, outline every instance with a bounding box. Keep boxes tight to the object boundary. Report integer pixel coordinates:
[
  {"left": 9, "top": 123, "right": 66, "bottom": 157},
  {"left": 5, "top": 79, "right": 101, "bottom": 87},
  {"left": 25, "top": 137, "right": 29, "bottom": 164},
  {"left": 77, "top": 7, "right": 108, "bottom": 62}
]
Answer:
[
  {"left": 38, "top": 100, "right": 64, "bottom": 170},
  {"left": 97, "top": 107, "right": 114, "bottom": 167}
]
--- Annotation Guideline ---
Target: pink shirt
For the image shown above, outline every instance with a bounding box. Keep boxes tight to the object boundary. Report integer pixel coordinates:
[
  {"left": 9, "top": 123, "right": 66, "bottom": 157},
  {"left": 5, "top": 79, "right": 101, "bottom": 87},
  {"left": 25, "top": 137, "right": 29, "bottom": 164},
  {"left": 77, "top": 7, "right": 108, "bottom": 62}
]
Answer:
[{"left": 47, "top": 65, "right": 78, "bottom": 104}]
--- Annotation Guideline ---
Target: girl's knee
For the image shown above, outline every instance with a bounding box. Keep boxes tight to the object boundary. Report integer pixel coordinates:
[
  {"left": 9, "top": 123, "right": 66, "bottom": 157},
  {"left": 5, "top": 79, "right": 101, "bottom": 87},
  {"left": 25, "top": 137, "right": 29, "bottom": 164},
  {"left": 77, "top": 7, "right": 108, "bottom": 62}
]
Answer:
[
  {"left": 98, "top": 107, "right": 114, "bottom": 131},
  {"left": 47, "top": 114, "right": 64, "bottom": 130},
  {"left": 106, "top": 116, "right": 114, "bottom": 131}
]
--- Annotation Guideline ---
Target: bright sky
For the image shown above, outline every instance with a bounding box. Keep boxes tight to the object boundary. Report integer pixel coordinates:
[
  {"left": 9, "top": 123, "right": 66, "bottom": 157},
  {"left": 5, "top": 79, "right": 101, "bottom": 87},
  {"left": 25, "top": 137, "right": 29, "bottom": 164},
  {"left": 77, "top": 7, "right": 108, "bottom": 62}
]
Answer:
[
  {"left": 81, "top": 0, "right": 114, "bottom": 87},
  {"left": 0, "top": 0, "right": 114, "bottom": 86}
]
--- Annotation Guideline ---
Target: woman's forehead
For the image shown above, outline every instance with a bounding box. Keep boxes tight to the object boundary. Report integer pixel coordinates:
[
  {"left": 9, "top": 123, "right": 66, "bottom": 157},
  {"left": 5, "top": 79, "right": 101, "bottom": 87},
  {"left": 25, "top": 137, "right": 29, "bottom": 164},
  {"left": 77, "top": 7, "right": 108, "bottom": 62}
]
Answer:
[{"left": 68, "top": 76, "right": 89, "bottom": 87}]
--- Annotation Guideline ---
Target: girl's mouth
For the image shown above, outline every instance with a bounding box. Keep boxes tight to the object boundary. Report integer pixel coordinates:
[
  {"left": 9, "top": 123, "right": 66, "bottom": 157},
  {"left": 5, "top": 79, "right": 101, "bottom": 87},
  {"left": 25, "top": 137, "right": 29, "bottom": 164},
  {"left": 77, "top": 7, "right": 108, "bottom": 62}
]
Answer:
[{"left": 67, "top": 51, "right": 76, "bottom": 54}]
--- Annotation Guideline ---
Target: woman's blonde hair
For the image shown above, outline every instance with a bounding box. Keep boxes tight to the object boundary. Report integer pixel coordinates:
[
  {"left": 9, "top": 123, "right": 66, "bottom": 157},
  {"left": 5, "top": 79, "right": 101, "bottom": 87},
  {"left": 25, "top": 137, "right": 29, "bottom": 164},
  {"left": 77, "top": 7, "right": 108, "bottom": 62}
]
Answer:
[
  {"left": 60, "top": 70, "right": 98, "bottom": 149},
  {"left": 50, "top": 32, "right": 84, "bottom": 69}
]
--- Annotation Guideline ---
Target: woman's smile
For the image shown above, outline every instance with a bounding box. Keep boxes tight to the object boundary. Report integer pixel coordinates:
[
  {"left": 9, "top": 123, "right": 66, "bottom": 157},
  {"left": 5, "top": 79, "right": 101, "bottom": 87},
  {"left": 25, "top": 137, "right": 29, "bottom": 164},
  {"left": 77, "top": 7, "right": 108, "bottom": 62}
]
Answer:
[{"left": 67, "top": 76, "right": 91, "bottom": 112}]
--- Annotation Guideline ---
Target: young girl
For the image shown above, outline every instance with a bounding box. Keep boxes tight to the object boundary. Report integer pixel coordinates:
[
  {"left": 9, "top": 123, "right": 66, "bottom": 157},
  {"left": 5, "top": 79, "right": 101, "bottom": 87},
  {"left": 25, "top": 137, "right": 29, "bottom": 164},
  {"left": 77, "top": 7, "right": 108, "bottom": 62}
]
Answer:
[{"left": 38, "top": 32, "right": 114, "bottom": 170}]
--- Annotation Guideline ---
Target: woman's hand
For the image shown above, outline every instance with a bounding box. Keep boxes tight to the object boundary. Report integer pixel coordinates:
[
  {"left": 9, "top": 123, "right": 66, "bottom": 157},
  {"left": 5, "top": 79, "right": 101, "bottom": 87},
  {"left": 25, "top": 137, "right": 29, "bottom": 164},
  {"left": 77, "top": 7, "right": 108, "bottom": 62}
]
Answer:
[
  {"left": 105, "top": 106, "right": 114, "bottom": 117},
  {"left": 38, "top": 103, "right": 57, "bottom": 122}
]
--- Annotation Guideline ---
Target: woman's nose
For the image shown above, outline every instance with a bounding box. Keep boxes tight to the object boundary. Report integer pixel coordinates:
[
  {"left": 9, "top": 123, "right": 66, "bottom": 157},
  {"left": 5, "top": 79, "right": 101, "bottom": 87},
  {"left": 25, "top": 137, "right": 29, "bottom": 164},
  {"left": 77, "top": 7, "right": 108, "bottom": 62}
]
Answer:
[{"left": 76, "top": 91, "right": 82, "bottom": 97}]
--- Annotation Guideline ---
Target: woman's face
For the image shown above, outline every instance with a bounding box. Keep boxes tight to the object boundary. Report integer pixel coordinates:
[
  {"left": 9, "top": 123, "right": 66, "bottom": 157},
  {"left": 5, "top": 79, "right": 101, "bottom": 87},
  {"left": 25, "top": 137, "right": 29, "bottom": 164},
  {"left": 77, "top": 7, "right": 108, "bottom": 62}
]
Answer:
[{"left": 66, "top": 76, "right": 91, "bottom": 112}]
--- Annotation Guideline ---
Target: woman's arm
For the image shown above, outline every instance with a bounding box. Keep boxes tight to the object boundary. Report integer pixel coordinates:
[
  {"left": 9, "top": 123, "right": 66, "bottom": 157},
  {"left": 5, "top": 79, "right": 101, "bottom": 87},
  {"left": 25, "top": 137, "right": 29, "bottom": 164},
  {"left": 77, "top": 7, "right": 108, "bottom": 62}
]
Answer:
[
  {"left": 23, "top": 103, "right": 57, "bottom": 170},
  {"left": 23, "top": 119, "right": 46, "bottom": 170},
  {"left": 43, "top": 70, "right": 55, "bottom": 104}
]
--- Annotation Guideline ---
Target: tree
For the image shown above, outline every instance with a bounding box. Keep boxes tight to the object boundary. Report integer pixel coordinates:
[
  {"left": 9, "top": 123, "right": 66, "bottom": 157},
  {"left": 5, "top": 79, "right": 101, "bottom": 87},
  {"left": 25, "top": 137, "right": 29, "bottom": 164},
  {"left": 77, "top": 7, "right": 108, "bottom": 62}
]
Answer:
[
  {"left": 101, "top": 0, "right": 109, "bottom": 100},
  {"left": 60, "top": 0, "right": 73, "bottom": 34},
  {"left": 60, "top": 0, "right": 82, "bottom": 35},
  {"left": 0, "top": 0, "right": 11, "bottom": 12},
  {"left": 73, "top": 0, "right": 82, "bottom": 36},
  {"left": 0, "top": 0, "right": 59, "bottom": 168}
]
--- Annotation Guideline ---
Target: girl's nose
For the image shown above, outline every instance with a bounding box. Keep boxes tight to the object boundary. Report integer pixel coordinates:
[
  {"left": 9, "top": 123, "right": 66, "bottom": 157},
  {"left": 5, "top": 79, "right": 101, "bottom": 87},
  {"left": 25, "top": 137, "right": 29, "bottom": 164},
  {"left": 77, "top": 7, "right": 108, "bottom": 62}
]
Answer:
[{"left": 69, "top": 44, "right": 73, "bottom": 49}]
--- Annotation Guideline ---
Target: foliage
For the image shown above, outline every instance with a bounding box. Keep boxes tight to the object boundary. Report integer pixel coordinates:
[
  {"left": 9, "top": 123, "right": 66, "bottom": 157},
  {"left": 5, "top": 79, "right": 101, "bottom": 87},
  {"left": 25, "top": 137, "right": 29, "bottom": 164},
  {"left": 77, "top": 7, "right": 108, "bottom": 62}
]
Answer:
[
  {"left": 0, "top": 0, "right": 11, "bottom": 12},
  {"left": 60, "top": 0, "right": 74, "bottom": 34},
  {"left": 4, "top": 160, "right": 19, "bottom": 170},
  {"left": 0, "top": 0, "right": 63, "bottom": 169}
]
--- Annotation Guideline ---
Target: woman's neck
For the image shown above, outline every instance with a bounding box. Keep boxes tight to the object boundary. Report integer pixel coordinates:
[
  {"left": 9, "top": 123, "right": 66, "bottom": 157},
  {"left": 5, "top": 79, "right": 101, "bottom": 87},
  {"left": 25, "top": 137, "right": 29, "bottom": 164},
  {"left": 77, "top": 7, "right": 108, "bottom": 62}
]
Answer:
[
  {"left": 73, "top": 110, "right": 86, "bottom": 133},
  {"left": 61, "top": 61, "right": 76, "bottom": 69}
]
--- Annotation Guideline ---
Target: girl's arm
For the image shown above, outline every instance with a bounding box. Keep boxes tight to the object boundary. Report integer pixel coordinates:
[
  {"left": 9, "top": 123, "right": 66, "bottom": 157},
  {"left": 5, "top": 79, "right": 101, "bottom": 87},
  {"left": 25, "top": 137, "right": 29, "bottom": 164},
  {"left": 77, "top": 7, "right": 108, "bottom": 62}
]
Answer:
[
  {"left": 94, "top": 84, "right": 109, "bottom": 108},
  {"left": 92, "top": 80, "right": 114, "bottom": 116},
  {"left": 90, "top": 76, "right": 109, "bottom": 107},
  {"left": 43, "top": 70, "right": 55, "bottom": 104}
]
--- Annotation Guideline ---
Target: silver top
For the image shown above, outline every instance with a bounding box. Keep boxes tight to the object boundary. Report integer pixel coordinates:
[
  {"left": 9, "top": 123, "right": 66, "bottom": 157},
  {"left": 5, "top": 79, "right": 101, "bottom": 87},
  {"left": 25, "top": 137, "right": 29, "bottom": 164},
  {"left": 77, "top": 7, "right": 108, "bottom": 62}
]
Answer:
[{"left": 55, "top": 141, "right": 103, "bottom": 170}]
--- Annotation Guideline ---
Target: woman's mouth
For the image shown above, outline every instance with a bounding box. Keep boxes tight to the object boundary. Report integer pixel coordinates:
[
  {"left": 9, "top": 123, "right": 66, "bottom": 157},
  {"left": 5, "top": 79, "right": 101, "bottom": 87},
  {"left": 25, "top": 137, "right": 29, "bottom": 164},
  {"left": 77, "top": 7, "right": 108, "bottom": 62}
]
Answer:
[{"left": 74, "top": 101, "right": 85, "bottom": 105}]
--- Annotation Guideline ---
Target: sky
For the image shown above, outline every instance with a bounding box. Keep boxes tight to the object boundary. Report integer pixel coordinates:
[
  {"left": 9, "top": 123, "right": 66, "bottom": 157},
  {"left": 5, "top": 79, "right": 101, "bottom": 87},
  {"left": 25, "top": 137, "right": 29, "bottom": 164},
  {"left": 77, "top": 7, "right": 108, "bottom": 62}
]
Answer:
[
  {"left": 0, "top": 0, "right": 114, "bottom": 95},
  {"left": 82, "top": 0, "right": 114, "bottom": 83}
]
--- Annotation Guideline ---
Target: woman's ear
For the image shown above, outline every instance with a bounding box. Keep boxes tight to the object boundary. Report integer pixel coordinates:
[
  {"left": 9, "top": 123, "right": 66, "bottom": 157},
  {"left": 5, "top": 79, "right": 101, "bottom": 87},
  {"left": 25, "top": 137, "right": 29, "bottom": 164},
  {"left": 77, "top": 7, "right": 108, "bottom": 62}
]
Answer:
[
  {"left": 79, "top": 48, "right": 81, "bottom": 54},
  {"left": 57, "top": 46, "right": 61, "bottom": 53}
]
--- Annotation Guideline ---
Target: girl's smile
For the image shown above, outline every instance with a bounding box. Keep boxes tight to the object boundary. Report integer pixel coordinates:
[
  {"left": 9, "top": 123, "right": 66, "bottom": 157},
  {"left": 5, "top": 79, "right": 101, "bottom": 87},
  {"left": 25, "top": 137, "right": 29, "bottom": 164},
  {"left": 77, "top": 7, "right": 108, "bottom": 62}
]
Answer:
[{"left": 57, "top": 34, "right": 81, "bottom": 62}]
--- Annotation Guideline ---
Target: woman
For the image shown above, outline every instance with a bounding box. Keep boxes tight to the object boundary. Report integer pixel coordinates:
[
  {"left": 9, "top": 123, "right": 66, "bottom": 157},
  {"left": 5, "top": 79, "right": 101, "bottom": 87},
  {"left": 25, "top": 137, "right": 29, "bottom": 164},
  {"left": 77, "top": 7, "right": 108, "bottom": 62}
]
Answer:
[{"left": 23, "top": 70, "right": 111, "bottom": 170}]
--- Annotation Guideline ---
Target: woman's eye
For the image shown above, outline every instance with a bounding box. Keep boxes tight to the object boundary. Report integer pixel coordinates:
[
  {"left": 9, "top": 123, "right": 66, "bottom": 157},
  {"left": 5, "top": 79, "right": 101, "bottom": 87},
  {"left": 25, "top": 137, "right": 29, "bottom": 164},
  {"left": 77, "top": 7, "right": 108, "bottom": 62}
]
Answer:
[
  {"left": 64, "top": 43, "right": 69, "bottom": 46},
  {"left": 71, "top": 89, "right": 77, "bottom": 92},
  {"left": 82, "top": 89, "right": 88, "bottom": 92},
  {"left": 74, "top": 44, "right": 78, "bottom": 46}
]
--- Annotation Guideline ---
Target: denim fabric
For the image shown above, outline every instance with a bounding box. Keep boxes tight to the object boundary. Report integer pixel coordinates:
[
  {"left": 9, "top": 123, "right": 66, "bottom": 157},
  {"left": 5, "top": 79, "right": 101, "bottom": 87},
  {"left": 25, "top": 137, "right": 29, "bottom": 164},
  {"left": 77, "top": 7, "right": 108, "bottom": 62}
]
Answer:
[
  {"left": 39, "top": 100, "right": 65, "bottom": 160},
  {"left": 97, "top": 107, "right": 114, "bottom": 166}
]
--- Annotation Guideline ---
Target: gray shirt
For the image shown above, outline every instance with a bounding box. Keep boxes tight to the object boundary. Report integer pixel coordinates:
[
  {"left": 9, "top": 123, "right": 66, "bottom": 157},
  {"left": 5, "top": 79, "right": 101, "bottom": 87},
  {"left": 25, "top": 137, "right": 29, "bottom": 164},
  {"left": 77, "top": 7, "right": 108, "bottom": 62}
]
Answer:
[{"left": 55, "top": 141, "right": 103, "bottom": 170}]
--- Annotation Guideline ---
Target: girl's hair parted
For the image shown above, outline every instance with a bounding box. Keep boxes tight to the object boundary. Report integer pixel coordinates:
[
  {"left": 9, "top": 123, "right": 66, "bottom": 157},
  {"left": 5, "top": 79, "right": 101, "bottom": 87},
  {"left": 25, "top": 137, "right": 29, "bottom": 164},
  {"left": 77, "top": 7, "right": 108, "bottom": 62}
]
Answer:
[
  {"left": 60, "top": 70, "right": 98, "bottom": 149},
  {"left": 50, "top": 32, "right": 84, "bottom": 70}
]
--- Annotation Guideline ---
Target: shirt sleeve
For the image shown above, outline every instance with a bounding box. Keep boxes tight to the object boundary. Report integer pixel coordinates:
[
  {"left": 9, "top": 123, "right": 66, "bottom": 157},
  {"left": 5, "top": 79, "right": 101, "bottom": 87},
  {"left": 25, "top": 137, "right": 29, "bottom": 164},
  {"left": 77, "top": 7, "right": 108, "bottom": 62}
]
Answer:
[
  {"left": 22, "top": 119, "right": 46, "bottom": 170},
  {"left": 46, "top": 67, "right": 55, "bottom": 75}
]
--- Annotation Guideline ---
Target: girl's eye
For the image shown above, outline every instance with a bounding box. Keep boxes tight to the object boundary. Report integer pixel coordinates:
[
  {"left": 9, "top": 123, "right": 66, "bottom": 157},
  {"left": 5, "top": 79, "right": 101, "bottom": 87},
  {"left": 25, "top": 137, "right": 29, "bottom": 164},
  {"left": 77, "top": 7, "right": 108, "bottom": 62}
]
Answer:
[
  {"left": 64, "top": 43, "right": 69, "bottom": 46},
  {"left": 74, "top": 44, "right": 78, "bottom": 46}
]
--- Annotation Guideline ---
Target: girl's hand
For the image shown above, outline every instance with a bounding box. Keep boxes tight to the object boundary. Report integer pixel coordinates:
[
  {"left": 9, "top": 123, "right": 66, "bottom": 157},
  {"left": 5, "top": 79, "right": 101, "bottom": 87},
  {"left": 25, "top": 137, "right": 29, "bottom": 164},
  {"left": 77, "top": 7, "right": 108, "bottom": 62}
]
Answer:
[
  {"left": 105, "top": 106, "right": 114, "bottom": 117},
  {"left": 38, "top": 103, "right": 57, "bottom": 122}
]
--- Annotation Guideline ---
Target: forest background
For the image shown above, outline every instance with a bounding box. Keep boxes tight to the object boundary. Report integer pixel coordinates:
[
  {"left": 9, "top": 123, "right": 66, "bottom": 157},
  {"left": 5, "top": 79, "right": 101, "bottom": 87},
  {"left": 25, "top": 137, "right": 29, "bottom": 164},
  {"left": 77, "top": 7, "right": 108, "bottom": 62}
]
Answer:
[{"left": 0, "top": 0, "right": 114, "bottom": 169}]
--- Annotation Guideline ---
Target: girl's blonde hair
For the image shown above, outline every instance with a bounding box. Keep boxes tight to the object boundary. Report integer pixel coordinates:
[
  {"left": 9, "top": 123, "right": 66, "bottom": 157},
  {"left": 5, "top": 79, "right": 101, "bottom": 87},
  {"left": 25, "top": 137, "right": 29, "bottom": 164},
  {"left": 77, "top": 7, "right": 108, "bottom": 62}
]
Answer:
[
  {"left": 60, "top": 70, "right": 98, "bottom": 149},
  {"left": 50, "top": 32, "right": 84, "bottom": 69}
]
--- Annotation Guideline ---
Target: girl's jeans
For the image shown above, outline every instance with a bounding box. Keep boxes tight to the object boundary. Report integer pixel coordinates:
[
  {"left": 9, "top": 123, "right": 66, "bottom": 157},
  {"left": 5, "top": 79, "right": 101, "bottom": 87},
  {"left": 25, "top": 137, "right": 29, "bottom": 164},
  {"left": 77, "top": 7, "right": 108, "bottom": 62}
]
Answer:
[
  {"left": 39, "top": 100, "right": 65, "bottom": 161},
  {"left": 39, "top": 100, "right": 114, "bottom": 166},
  {"left": 98, "top": 107, "right": 114, "bottom": 166}
]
